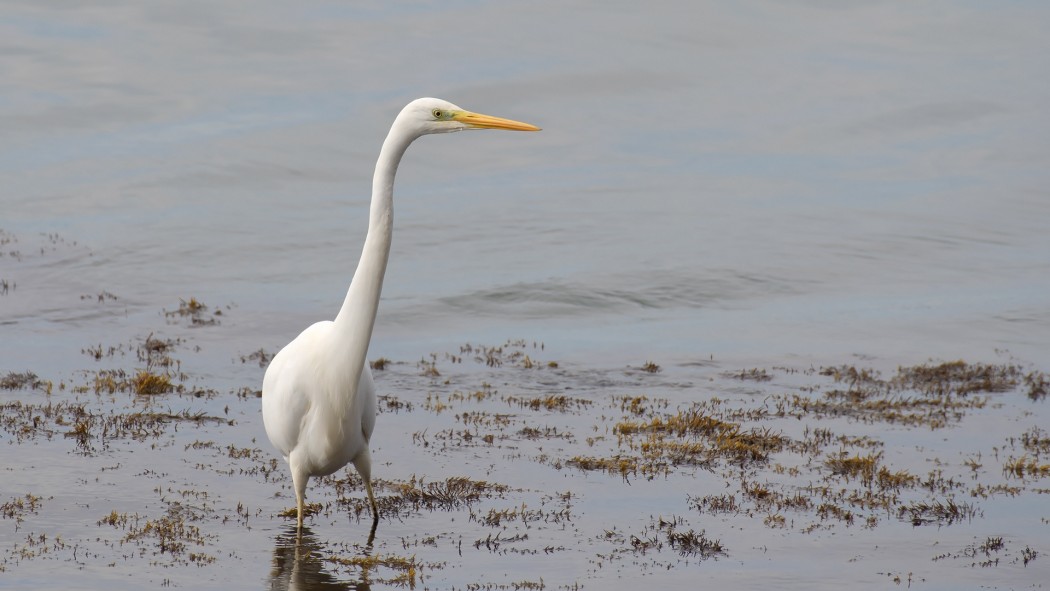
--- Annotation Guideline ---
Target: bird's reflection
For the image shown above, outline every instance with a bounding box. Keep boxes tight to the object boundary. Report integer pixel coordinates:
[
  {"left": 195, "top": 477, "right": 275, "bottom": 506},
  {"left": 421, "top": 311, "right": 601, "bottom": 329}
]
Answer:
[{"left": 269, "top": 523, "right": 378, "bottom": 591}]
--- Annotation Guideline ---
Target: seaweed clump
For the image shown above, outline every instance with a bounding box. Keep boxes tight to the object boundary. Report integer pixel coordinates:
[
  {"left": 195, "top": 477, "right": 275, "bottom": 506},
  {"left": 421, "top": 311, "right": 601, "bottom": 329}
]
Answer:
[{"left": 773, "top": 361, "right": 1043, "bottom": 429}]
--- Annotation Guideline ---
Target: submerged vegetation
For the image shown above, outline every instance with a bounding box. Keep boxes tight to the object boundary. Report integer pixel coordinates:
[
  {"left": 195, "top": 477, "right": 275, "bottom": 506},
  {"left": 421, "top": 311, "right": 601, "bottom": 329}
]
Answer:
[
  {"left": 1, "top": 493, "right": 45, "bottom": 526},
  {"left": 0, "top": 371, "right": 51, "bottom": 393},
  {"left": 165, "top": 297, "right": 223, "bottom": 326},
  {"left": 1, "top": 312, "right": 1046, "bottom": 588}
]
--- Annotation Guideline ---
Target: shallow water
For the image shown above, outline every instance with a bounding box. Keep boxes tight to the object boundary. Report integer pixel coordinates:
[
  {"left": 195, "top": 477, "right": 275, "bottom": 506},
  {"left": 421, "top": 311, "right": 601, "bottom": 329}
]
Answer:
[{"left": 2, "top": 1, "right": 1049, "bottom": 589}]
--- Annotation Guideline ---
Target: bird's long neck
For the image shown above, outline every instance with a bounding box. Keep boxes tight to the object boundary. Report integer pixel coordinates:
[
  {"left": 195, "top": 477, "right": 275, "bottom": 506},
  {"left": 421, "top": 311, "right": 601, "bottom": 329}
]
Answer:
[{"left": 332, "top": 121, "right": 416, "bottom": 383}]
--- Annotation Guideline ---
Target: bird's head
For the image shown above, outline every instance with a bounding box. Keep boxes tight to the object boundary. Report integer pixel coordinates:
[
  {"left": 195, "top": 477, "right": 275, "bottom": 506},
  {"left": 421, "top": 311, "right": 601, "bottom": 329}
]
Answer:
[{"left": 397, "top": 97, "right": 541, "bottom": 137}]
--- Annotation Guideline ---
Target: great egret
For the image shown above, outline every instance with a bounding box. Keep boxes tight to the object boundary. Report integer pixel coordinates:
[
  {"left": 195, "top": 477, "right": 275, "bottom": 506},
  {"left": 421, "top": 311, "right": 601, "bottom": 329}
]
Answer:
[{"left": 262, "top": 98, "right": 540, "bottom": 530}]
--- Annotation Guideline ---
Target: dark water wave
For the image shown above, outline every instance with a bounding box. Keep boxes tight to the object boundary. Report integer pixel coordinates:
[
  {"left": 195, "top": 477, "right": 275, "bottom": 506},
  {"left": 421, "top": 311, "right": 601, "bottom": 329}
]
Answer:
[{"left": 438, "top": 269, "right": 805, "bottom": 319}]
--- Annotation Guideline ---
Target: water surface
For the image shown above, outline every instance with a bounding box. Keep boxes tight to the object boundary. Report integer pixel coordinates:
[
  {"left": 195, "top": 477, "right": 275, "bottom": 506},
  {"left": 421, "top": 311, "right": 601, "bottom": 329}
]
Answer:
[{"left": 2, "top": 1, "right": 1048, "bottom": 589}]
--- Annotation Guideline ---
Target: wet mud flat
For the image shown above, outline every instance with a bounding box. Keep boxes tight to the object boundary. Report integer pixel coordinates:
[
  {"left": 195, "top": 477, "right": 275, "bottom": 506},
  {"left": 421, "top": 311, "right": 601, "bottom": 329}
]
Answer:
[{"left": 1, "top": 292, "right": 1047, "bottom": 590}]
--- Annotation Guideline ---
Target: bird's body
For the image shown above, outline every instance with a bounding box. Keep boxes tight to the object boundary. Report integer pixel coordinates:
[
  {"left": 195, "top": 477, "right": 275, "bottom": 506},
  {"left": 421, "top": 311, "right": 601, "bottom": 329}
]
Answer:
[
  {"left": 262, "top": 98, "right": 539, "bottom": 530},
  {"left": 262, "top": 320, "right": 378, "bottom": 488}
]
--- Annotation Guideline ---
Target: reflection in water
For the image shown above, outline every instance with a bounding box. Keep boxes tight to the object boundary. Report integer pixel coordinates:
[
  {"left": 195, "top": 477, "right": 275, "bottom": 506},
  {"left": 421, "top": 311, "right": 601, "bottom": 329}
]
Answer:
[{"left": 269, "top": 526, "right": 375, "bottom": 591}]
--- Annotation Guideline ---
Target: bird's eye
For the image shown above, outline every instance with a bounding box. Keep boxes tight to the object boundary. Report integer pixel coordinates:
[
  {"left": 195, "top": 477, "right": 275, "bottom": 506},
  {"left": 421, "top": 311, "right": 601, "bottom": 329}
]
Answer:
[{"left": 432, "top": 109, "right": 443, "bottom": 119}]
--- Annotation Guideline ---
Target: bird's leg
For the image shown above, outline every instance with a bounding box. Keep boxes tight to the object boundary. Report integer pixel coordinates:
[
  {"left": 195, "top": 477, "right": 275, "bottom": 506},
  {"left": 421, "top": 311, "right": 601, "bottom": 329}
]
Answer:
[
  {"left": 353, "top": 451, "right": 379, "bottom": 525},
  {"left": 291, "top": 462, "right": 308, "bottom": 532},
  {"left": 365, "top": 477, "right": 378, "bottom": 524},
  {"left": 366, "top": 508, "right": 378, "bottom": 548}
]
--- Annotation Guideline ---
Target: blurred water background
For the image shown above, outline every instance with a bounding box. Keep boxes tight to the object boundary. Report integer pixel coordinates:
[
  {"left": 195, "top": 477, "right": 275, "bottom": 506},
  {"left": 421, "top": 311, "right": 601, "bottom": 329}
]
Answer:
[{"left": 4, "top": 1, "right": 1047, "bottom": 371}]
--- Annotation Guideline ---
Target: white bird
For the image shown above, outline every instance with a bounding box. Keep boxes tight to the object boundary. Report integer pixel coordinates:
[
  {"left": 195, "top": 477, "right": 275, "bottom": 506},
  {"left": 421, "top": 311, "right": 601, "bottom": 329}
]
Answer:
[{"left": 262, "top": 98, "right": 540, "bottom": 530}]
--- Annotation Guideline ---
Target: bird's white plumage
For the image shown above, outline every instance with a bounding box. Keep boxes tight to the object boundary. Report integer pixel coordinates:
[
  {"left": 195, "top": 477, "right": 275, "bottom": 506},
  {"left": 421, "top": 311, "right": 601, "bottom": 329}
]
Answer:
[
  {"left": 262, "top": 321, "right": 376, "bottom": 476},
  {"left": 261, "top": 98, "right": 538, "bottom": 532}
]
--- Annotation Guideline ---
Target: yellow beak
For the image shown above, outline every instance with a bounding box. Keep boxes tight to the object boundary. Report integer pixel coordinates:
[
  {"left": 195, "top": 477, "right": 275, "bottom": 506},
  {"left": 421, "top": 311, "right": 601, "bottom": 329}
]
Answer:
[{"left": 453, "top": 110, "right": 541, "bottom": 131}]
